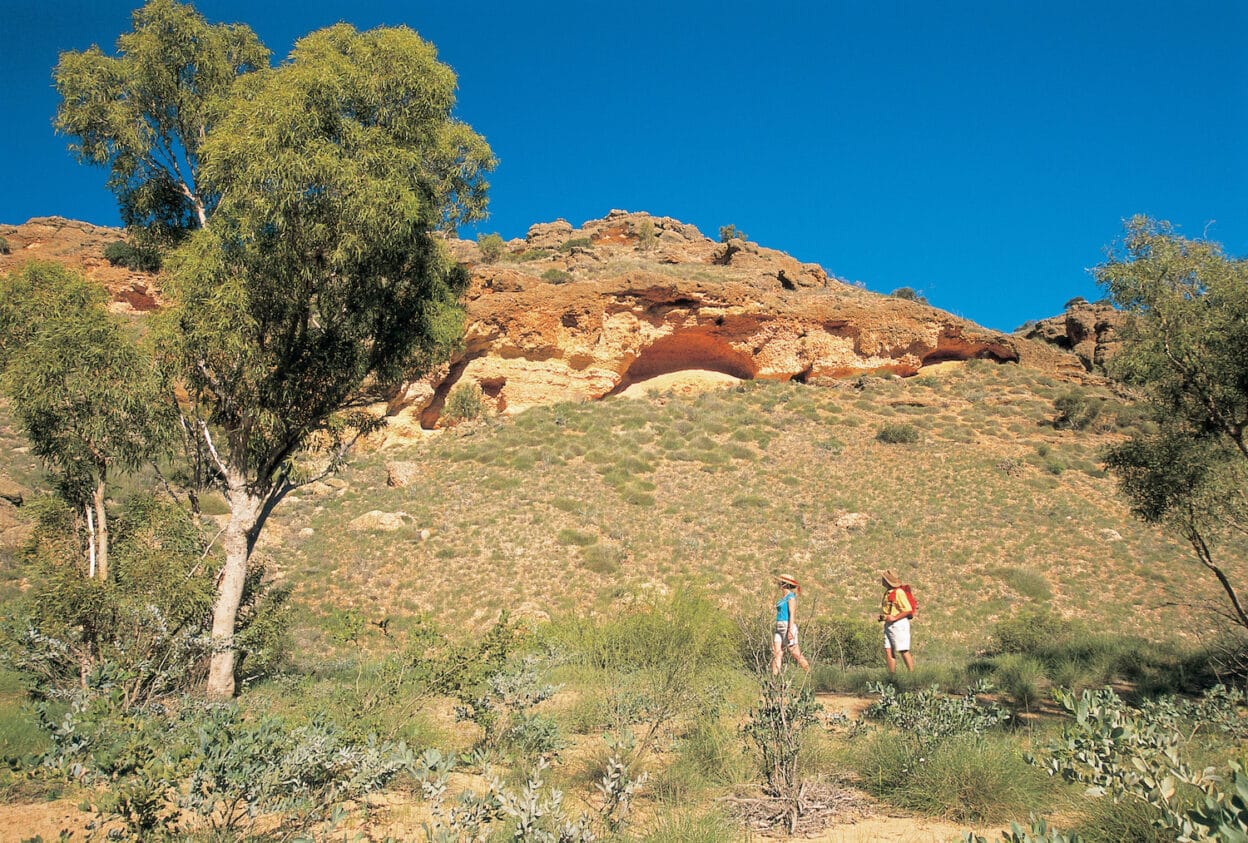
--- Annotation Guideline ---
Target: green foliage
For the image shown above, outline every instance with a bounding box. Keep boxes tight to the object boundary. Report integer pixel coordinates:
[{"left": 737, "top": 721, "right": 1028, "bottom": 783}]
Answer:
[
  {"left": 864, "top": 681, "right": 1011, "bottom": 748},
  {"left": 541, "top": 267, "right": 573, "bottom": 284},
  {"left": 102, "top": 240, "right": 162, "bottom": 272},
  {"left": 743, "top": 681, "right": 822, "bottom": 802},
  {"left": 636, "top": 219, "right": 657, "bottom": 252},
  {"left": 54, "top": 0, "right": 271, "bottom": 239},
  {"left": 859, "top": 731, "right": 1052, "bottom": 822},
  {"left": 420, "top": 757, "right": 598, "bottom": 842},
  {"left": 452, "top": 654, "right": 563, "bottom": 762},
  {"left": 993, "top": 607, "right": 1072, "bottom": 656},
  {"left": 810, "top": 615, "right": 877, "bottom": 669},
  {"left": 965, "top": 817, "right": 1087, "bottom": 843},
  {"left": 0, "top": 236, "right": 10, "bottom": 255},
  {"left": 1053, "top": 389, "right": 1103, "bottom": 430},
  {"left": 1034, "top": 685, "right": 1248, "bottom": 841},
  {"left": 876, "top": 422, "right": 920, "bottom": 444},
  {"left": 443, "top": 381, "right": 487, "bottom": 425},
  {"left": 890, "top": 286, "right": 929, "bottom": 304},
  {"left": 558, "top": 236, "right": 593, "bottom": 252},
  {"left": 476, "top": 232, "right": 506, "bottom": 263},
  {"left": 1, "top": 495, "right": 288, "bottom": 706},
  {"left": 555, "top": 593, "right": 735, "bottom": 763},
  {"left": 0, "top": 262, "right": 173, "bottom": 514},
  {"left": 991, "top": 654, "right": 1048, "bottom": 710},
  {"left": 1098, "top": 216, "right": 1248, "bottom": 631},
  {"left": 718, "top": 224, "right": 747, "bottom": 243},
  {"left": 37, "top": 695, "right": 412, "bottom": 840}
]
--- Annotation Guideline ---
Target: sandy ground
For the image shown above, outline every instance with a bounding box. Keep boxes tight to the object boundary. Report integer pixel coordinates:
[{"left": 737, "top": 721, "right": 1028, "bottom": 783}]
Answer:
[{"left": 0, "top": 798, "right": 983, "bottom": 843}]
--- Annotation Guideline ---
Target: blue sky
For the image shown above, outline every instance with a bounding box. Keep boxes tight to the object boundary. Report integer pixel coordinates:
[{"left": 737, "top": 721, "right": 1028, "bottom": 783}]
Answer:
[{"left": 3, "top": 1, "right": 1245, "bottom": 332}]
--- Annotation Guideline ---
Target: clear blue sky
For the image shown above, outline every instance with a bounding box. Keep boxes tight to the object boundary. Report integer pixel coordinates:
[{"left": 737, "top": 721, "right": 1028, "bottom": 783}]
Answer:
[{"left": 3, "top": 1, "right": 1245, "bottom": 331}]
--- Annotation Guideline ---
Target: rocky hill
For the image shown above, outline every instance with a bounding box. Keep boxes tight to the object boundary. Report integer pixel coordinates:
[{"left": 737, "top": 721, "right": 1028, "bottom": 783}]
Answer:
[
  {"left": 1, "top": 210, "right": 1090, "bottom": 433},
  {"left": 1016, "top": 297, "right": 1127, "bottom": 373}
]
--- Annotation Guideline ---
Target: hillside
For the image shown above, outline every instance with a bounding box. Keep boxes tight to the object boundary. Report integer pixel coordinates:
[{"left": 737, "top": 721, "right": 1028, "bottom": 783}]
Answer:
[
  {"left": 0, "top": 212, "right": 1230, "bottom": 656},
  {"left": 2, "top": 214, "right": 1244, "bottom": 843},
  {"left": 263, "top": 361, "right": 1223, "bottom": 662}
]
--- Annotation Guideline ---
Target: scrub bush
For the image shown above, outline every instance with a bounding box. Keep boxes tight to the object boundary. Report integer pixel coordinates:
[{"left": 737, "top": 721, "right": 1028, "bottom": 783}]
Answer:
[
  {"left": 2, "top": 495, "right": 288, "bottom": 706},
  {"left": 876, "top": 422, "right": 920, "bottom": 444},
  {"left": 102, "top": 240, "right": 162, "bottom": 272},
  {"left": 477, "top": 232, "right": 505, "bottom": 263}
]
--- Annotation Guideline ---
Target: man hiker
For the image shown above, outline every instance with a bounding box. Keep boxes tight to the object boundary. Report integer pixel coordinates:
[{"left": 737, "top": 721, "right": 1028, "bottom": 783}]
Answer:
[{"left": 879, "top": 568, "right": 915, "bottom": 674}]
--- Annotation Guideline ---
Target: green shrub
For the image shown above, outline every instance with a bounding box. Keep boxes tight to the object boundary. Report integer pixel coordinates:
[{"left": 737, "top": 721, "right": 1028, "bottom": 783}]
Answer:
[
  {"left": 876, "top": 422, "right": 921, "bottom": 444},
  {"left": 477, "top": 232, "right": 506, "bottom": 263},
  {"left": 0, "top": 236, "right": 10, "bottom": 255},
  {"left": 991, "top": 653, "right": 1048, "bottom": 710},
  {"left": 102, "top": 240, "right": 162, "bottom": 272},
  {"left": 558, "top": 528, "right": 598, "bottom": 547},
  {"left": 632, "top": 808, "right": 737, "bottom": 843},
  {"left": 890, "top": 286, "right": 928, "bottom": 304},
  {"left": 992, "top": 607, "right": 1071, "bottom": 656},
  {"left": 2, "top": 495, "right": 288, "bottom": 706},
  {"left": 811, "top": 616, "right": 878, "bottom": 669},
  {"left": 864, "top": 681, "right": 1011, "bottom": 746},
  {"left": 558, "top": 236, "right": 593, "bottom": 252},
  {"left": 580, "top": 543, "right": 624, "bottom": 574},
  {"left": 542, "top": 268, "right": 573, "bottom": 284},
  {"left": 38, "top": 697, "right": 413, "bottom": 840},
  {"left": 718, "top": 224, "right": 747, "bottom": 243},
  {"left": 1053, "top": 389, "right": 1103, "bottom": 430},
  {"left": 1075, "top": 794, "right": 1171, "bottom": 843},
  {"left": 443, "top": 381, "right": 486, "bottom": 425},
  {"left": 859, "top": 731, "right": 1054, "bottom": 822},
  {"left": 636, "top": 220, "right": 657, "bottom": 252}
]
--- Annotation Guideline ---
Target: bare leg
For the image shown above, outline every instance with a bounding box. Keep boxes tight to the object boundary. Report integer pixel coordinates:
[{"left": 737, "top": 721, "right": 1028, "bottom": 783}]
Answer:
[
  {"left": 900, "top": 650, "right": 915, "bottom": 672},
  {"left": 771, "top": 637, "right": 783, "bottom": 675},
  {"left": 789, "top": 644, "right": 810, "bottom": 672},
  {"left": 884, "top": 647, "right": 897, "bottom": 674}
]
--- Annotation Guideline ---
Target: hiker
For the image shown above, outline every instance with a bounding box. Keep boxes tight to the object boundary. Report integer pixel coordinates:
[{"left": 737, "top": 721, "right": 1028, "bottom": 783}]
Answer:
[
  {"left": 771, "top": 574, "right": 811, "bottom": 674},
  {"left": 879, "top": 569, "right": 916, "bottom": 673}
]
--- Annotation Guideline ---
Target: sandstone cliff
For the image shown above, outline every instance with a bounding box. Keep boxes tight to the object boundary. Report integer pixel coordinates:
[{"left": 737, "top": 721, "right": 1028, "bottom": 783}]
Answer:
[
  {"left": 1, "top": 211, "right": 1084, "bottom": 430},
  {"left": 1017, "top": 298, "right": 1126, "bottom": 373}
]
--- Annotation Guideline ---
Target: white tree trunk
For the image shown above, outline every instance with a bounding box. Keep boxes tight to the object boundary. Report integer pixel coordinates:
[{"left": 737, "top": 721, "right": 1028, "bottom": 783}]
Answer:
[
  {"left": 93, "top": 477, "right": 109, "bottom": 581},
  {"left": 85, "top": 503, "right": 96, "bottom": 579},
  {"left": 204, "top": 476, "right": 263, "bottom": 700}
]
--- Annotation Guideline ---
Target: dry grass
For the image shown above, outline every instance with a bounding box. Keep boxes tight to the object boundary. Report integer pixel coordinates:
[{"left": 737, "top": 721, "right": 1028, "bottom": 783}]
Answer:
[{"left": 253, "top": 361, "right": 1235, "bottom": 666}]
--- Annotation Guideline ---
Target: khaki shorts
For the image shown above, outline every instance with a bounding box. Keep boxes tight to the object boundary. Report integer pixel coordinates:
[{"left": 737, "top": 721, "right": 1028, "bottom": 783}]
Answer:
[
  {"left": 884, "top": 618, "right": 911, "bottom": 652},
  {"left": 774, "top": 622, "right": 799, "bottom": 648}
]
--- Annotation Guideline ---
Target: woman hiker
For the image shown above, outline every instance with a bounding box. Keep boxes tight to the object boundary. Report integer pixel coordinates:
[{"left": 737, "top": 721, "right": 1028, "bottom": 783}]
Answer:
[
  {"left": 879, "top": 568, "right": 916, "bottom": 674},
  {"left": 771, "top": 574, "right": 811, "bottom": 675}
]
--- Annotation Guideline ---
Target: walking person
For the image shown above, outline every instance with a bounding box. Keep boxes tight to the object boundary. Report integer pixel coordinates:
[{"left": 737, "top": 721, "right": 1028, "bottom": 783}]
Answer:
[
  {"left": 771, "top": 574, "right": 811, "bottom": 675},
  {"left": 879, "top": 569, "right": 916, "bottom": 674}
]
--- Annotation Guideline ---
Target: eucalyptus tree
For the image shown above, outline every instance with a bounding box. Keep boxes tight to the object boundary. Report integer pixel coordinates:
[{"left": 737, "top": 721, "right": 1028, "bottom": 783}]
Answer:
[
  {"left": 0, "top": 262, "right": 173, "bottom": 580},
  {"left": 54, "top": 0, "right": 269, "bottom": 237},
  {"left": 56, "top": 2, "right": 494, "bottom": 697},
  {"left": 1098, "top": 216, "right": 1248, "bottom": 632}
]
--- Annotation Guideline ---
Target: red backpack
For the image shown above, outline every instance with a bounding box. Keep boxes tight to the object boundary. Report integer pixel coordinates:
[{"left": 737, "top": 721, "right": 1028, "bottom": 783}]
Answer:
[{"left": 895, "top": 584, "right": 919, "bottom": 620}]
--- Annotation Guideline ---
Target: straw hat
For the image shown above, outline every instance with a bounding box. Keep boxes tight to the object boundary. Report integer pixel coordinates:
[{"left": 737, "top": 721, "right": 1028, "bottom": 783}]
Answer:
[
  {"left": 776, "top": 574, "right": 800, "bottom": 588},
  {"left": 881, "top": 569, "right": 902, "bottom": 588}
]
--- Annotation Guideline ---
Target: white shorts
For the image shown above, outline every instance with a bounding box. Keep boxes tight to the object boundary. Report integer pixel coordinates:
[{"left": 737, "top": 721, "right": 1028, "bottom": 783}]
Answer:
[
  {"left": 884, "top": 618, "right": 911, "bottom": 652},
  {"left": 774, "top": 622, "right": 799, "bottom": 648}
]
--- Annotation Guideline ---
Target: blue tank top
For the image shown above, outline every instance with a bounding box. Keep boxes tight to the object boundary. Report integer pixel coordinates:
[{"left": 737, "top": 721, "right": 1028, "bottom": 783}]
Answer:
[{"left": 776, "top": 591, "right": 794, "bottom": 622}]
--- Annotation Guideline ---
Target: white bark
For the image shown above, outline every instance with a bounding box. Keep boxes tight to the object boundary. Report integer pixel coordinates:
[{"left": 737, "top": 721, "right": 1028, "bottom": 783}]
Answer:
[
  {"left": 93, "top": 477, "right": 109, "bottom": 581},
  {"left": 204, "top": 472, "right": 263, "bottom": 699},
  {"left": 85, "top": 503, "right": 96, "bottom": 579}
]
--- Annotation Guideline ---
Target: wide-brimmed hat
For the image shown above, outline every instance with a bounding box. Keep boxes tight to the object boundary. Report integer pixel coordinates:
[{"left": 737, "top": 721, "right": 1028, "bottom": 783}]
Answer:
[
  {"left": 881, "top": 569, "right": 902, "bottom": 588},
  {"left": 776, "top": 574, "right": 800, "bottom": 588}
]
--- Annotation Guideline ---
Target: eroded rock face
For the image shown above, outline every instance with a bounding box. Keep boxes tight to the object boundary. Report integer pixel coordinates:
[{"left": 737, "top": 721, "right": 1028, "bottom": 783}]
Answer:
[
  {"left": 407, "top": 211, "right": 1081, "bottom": 426},
  {"left": 0, "top": 217, "right": 163, "bottom": 314},
  {"left": 1, "top": 211, "right": 1084, "bottom": 431},
  {"left": 1019, "top": 299, "right": 1125, "bottom": 372}
]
